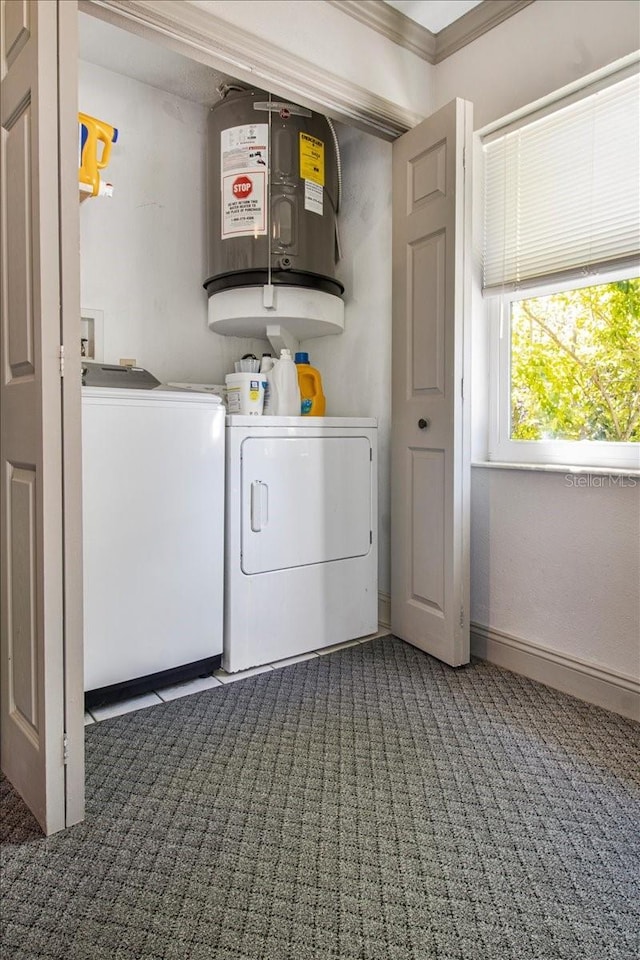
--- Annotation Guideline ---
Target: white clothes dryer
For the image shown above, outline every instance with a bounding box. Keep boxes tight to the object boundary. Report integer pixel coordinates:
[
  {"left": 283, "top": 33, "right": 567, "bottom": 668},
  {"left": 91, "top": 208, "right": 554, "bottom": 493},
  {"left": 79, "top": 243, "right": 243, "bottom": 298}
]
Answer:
[{"left": 224, "top": 415, "right": 378, "bottom": 672}]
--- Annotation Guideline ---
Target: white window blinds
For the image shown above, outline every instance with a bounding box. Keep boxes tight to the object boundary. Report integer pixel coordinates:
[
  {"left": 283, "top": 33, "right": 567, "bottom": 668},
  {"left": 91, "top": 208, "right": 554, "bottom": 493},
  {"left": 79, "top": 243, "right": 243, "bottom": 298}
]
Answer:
[{"left": 482, "top": 73, "right": 640, "bottom": 292}]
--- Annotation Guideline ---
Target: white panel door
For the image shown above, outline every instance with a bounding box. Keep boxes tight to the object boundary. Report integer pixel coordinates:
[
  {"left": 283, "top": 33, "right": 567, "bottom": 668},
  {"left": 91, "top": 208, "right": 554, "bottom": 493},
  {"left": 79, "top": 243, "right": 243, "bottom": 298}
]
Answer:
[
  {"left": 391, "top": 99, "right": 472, "bottom": 667},
  {"left": 0, "top": 0, "right": 83, "bottom": 834}
]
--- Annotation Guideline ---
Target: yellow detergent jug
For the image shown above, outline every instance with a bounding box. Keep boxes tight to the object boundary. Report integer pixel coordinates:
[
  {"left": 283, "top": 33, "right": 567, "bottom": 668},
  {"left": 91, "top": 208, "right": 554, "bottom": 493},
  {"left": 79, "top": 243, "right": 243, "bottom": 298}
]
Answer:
[
  {"left": 78, "top": 112, "right": 119, "bottom": 197},
  {"left": 295, "top": 352, "right": 326, "bottom": 416}
]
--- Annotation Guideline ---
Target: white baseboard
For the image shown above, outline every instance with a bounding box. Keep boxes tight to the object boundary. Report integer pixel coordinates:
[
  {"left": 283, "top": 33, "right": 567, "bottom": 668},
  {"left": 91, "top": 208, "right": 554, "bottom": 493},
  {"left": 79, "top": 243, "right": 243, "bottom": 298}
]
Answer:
[
  {"left": 378, "top": 592, "right": 391, "bottom": 631},
  {"left": 471, "top": 623, "right": 639, "bottom": 722}
]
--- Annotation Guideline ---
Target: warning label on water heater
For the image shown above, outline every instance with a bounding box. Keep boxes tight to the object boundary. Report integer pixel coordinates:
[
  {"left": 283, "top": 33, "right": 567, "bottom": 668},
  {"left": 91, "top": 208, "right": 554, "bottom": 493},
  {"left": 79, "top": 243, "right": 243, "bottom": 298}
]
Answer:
[
  {"left": 299, "top": 132, "right": 324, "bottom": 186},
  {"left": 221, "top": 124, "right": 268, "bottom": 239},
  {"left": 304, "top": 180, "right": 323, "bottom": 216}
]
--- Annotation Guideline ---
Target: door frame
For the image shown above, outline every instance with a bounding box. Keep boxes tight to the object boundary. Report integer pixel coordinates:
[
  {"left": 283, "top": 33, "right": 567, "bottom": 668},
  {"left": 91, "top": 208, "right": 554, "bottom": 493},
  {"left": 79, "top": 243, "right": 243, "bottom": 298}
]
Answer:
[{"left": 59, "top": 0, "right": 84, "bottom": 827}]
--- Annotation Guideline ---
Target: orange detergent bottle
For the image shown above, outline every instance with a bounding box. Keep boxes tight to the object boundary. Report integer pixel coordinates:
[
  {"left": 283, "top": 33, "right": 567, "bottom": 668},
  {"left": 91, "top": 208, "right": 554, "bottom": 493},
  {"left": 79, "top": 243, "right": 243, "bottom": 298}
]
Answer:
[{"left": 294, "top": 352, "right": 326, "bottom": 416}]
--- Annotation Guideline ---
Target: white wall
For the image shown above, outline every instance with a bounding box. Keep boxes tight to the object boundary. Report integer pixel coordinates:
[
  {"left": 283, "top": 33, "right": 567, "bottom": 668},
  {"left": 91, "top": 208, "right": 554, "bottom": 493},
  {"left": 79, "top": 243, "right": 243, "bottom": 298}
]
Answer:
[
  {"left": 79, "top": 60, "right": 269, "bottom": 384},
  {"left": 432, "top": 1, "right": 640, "bottom": 682},
  {"left": 472, "top": 469, "right": 640, "bottom": 679},
  {"left": 434, "top": 0, "right": 640, "bottom": 128},
  {"left": 301, "top": 125, "right": 393, "bottom": 595}
]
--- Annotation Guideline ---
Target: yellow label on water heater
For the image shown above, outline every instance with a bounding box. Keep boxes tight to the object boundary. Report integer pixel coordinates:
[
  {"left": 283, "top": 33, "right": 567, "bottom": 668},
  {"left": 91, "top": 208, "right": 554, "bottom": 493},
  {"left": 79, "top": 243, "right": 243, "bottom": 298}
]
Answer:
[{"left": 299, "top": 133, "right": 325, "bottom": 186}]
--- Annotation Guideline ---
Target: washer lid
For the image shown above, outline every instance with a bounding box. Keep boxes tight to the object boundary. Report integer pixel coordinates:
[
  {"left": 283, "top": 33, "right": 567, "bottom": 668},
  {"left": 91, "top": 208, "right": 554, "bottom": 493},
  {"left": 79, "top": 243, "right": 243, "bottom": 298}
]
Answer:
[
  {"left": 81, "top": 366, "right": 223, "bottom": 403},
  {"left": 81, "top": 363, "right": 161, "bottom": 390},
  {"left": 82, "top": 386, "right": 223, "bottom": 405}
]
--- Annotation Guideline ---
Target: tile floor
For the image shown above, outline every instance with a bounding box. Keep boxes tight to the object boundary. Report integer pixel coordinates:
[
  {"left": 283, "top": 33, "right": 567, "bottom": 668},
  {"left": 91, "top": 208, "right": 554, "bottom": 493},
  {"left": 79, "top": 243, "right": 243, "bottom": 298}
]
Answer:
[{"left": 84, "top": 629, "right": 390, "bottom": 725}]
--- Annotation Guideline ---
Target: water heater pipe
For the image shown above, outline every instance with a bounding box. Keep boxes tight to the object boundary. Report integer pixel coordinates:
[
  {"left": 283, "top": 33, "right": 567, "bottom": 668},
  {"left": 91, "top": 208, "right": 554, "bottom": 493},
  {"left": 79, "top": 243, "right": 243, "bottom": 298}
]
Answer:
[{"left": 325, "top": 117, "right": 342, "bottom": 214}]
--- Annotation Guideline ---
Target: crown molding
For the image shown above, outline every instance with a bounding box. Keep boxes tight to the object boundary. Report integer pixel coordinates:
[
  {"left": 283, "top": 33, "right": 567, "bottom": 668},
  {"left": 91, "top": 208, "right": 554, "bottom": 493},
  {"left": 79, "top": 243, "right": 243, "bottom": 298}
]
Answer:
[
  {"left": 327, "top": 0, "right": 534, "bottom": 65},
  {"left": 435, "top": 0, "right": 534, "bottom": 63},
  {"left": 80, "top": 0, "right": 424, "bottom": 139},
  {"left": 327, "top": 0, "right": 436, "bottom": 62}
]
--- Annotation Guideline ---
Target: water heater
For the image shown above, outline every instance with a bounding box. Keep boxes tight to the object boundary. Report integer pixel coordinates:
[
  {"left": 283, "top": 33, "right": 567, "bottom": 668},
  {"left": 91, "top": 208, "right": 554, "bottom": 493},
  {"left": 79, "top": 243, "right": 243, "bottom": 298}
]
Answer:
[{"left": 204, "top": 88, "right": 345, "bottom": 350}]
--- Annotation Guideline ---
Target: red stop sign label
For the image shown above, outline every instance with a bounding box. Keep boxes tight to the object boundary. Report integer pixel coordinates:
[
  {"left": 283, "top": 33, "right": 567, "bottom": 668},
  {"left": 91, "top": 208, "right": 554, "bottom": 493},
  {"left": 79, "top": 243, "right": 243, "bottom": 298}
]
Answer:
[{"left": 232, "top": 175, "right": 253, "bottom": 198}]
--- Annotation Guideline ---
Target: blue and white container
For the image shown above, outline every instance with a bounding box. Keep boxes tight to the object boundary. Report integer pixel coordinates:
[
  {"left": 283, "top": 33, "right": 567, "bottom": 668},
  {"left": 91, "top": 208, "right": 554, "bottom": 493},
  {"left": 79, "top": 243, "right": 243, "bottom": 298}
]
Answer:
[{"left": 225, "top": 373, "right": 265, "bottom": 415}]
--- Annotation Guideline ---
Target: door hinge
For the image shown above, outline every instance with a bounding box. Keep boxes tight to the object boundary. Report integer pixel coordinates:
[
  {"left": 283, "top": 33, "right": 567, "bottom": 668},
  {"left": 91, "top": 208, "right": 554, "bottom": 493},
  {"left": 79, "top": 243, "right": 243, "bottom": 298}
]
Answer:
[
  {"left": 59, "top": 345, "right": 65, "bottom": 377},
  {"left": 463, "top": 146, "right": 466, "bottom": 171},
  {"left": 63, "top": 733, "right": 69, "bottom": 765},
  {"left": 370, "top": 530, "right": 373, "bottom": 544},
  {"left": 459, "top": 606, "right": 465, "bottom": 629},
  {"left": 461, "top": 377, "right": 464, "bottom": 399},
  {"left": 370, "top": 448, "right": 373, "bottom": 461}
]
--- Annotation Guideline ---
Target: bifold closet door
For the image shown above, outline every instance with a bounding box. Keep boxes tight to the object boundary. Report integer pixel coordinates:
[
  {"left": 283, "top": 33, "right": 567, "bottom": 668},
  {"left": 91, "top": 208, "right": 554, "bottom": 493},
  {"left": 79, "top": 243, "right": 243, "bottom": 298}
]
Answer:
[
  {"left": 0, "top": 0, "right": 84, "bottom": 834},
  {"left": 391, "top": 98, "right": 473, "bottom": 668}
]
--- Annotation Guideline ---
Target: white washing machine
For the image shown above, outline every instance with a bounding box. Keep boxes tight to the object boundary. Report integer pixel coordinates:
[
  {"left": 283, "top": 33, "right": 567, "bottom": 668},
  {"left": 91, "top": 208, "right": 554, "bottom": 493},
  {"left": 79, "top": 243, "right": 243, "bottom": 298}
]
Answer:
[
  {"left": 224, "top": 415, "right": 378, "bottom": 672},
  {"left": 82, "top": 373, "right": 225, "bottom": 702}
]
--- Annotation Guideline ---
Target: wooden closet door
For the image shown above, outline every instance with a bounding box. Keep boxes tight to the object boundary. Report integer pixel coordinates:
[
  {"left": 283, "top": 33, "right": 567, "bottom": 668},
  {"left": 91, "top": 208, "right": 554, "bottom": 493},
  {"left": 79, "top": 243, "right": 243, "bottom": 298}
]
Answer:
[{"left": 391, "top": 98, "right": 472, "bottom": 667}]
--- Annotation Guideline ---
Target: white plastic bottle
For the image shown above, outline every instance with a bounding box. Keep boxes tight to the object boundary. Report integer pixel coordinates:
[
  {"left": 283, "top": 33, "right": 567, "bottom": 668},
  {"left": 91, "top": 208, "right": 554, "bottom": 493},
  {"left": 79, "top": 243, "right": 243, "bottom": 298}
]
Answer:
[
  {"left": 271, "top": 348, "right": 301, "bottom": 416},
  {"left": 260, "top": 353, "right": 275, "bottom": 415}
]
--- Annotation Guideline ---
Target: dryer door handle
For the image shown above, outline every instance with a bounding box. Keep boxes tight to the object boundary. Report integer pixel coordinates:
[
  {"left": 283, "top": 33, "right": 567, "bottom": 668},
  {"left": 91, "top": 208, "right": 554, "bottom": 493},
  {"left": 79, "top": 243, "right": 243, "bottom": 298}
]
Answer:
[{"left": 250, "top": 480, "right": 269, "bottom": 532}]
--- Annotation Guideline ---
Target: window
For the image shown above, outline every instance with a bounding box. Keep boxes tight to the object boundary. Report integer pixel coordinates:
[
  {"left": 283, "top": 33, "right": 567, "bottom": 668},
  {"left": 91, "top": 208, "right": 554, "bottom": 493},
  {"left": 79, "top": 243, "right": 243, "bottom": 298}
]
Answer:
[
  {"left": 482, "top": 66, "right": 640, "bottom": 470},
  {"left": 489, "top": 270, "right": 639, "bottom": 468}
]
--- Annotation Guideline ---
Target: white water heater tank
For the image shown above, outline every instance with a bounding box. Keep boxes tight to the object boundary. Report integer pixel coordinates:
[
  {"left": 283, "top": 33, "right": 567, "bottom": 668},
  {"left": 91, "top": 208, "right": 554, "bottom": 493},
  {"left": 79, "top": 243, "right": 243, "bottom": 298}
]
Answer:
[{"left": 204, "top": 87, "right": 345, "bottom": 343}]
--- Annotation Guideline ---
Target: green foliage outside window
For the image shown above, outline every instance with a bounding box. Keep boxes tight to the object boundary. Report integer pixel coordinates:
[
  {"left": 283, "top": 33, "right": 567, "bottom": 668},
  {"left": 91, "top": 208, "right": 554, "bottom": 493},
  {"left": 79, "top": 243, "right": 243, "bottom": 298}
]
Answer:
[{"left": 510, "top": 279, "right": 640, "bottom": 442}]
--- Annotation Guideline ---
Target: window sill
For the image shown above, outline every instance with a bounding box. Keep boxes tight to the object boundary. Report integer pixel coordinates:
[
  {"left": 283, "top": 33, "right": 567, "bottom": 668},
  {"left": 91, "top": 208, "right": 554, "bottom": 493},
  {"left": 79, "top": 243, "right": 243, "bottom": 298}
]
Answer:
[{"left": 472, "top": 461, "right": 640, "bottom": 478}]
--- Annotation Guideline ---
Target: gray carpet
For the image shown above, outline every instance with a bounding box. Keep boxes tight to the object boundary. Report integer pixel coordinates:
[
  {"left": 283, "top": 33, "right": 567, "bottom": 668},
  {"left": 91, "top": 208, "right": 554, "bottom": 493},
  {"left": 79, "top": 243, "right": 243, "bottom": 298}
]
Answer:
[{"left": 1, "top": 636, "right": 639, "bottom": 960}]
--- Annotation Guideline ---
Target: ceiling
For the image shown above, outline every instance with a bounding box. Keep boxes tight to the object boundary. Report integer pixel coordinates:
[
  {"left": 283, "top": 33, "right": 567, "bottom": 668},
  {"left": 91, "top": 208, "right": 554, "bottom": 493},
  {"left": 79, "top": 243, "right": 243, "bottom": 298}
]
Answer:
[
  {"left": 383, "top": 0, "right": 483, "bottom": 34},
  {"left": 78, "top": 13, "right": 232, "bottom": 106}
]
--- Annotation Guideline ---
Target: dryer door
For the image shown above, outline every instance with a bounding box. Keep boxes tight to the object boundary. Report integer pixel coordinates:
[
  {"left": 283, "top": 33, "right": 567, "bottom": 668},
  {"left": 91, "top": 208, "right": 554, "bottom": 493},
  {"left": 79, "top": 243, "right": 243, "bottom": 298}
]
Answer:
[{"left": 241, "top": 436, "right": 372, "bottom": 575}]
